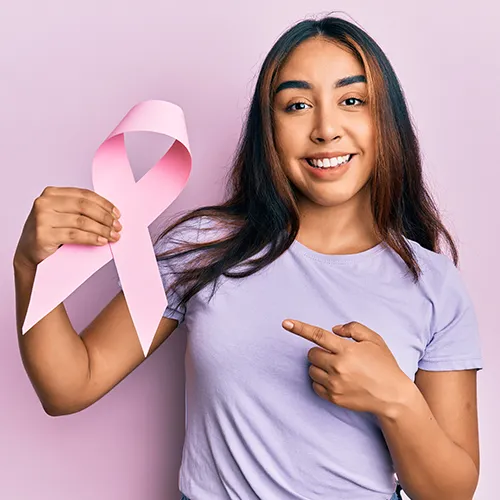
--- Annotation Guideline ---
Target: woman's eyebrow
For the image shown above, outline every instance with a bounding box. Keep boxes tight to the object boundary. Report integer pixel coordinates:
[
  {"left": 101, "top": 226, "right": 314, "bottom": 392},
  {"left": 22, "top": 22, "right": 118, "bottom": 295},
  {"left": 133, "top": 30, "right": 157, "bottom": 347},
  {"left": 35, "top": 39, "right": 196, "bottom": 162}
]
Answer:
[{"left": 274, "top": 74, "right": 366, "bottom": 95}]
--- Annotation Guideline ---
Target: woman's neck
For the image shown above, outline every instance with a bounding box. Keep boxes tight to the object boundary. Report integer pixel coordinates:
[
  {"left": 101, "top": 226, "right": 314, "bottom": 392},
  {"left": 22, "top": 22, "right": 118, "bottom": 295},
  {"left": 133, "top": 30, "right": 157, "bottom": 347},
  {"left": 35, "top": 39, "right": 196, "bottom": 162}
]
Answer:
[{"left": 295, "top": 186, "right": 381, "bottom": 255}]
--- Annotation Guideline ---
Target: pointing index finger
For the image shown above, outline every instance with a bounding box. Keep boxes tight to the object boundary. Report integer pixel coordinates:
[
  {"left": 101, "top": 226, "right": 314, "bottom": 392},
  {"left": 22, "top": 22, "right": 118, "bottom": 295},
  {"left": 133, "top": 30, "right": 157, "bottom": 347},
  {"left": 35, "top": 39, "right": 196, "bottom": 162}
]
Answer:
[{"left": 282, "top": 319, "right": 342, "bottom": 353}]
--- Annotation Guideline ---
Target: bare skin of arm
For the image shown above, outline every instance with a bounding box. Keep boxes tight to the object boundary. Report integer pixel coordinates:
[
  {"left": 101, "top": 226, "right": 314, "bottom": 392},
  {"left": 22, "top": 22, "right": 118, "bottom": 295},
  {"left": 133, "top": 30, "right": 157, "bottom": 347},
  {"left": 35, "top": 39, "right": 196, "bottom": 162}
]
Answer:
[
  {"left": 14, "top": 186, "right": 181, "bottom": 416},
  {"left": 15, "top": 254, "right": 179, "bottom": 416}
]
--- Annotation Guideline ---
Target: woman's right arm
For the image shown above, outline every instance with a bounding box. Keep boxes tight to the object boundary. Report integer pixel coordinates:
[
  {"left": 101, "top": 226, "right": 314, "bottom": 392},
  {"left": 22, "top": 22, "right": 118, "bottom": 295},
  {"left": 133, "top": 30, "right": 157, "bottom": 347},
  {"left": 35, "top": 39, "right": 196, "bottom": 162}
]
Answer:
[{"left": 14, "top": 186, "right": 179, "bottom": 417}]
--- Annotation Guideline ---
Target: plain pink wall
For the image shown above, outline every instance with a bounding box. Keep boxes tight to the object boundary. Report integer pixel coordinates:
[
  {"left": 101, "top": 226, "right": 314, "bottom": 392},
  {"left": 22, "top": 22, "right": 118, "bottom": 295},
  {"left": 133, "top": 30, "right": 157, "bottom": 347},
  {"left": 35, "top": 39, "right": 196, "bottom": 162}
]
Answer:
[{"left": 1, "top": 2, "right": 498, "bottom": 499}]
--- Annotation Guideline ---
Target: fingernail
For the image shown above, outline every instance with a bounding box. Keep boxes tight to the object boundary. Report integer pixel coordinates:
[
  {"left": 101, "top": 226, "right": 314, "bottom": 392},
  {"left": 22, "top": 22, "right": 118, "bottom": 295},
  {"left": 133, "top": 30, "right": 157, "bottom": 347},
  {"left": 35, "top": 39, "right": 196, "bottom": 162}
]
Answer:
[
  {"left": 112, "top": 219, "right": 122, "bottom": 230},
  {"left": 283, "top": 320, "right": 294, "bottom": 329},
  {"left": 110, "top": 230, "right": 120, "bottom": 239},
  {"left": 113, "top": 207, "right": 121, "bottom": 218}
]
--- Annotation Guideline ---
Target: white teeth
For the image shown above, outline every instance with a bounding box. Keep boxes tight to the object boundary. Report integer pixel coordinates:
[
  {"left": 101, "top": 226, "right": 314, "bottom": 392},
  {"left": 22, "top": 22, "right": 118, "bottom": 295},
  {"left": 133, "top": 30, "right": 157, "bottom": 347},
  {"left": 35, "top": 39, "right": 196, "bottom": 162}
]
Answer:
[{"left": 308, "top": 155, "right": 350, "bottom": 168}]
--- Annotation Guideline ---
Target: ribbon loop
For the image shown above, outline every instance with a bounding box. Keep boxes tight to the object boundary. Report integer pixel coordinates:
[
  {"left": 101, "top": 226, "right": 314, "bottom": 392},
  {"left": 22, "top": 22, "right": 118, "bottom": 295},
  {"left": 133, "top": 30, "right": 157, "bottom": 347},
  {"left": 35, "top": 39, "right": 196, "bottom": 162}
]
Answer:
[{"left": 22, "top": 100, "right": 192, "bottom": 357}]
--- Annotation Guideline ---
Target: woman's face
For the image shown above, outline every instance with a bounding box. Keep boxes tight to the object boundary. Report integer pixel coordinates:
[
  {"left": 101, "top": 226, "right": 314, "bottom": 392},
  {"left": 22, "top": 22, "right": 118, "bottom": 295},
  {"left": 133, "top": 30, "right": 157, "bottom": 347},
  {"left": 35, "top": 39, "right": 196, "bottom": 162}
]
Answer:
[{"left": 273, "top": 37, "right": 375, "bottom": 209}]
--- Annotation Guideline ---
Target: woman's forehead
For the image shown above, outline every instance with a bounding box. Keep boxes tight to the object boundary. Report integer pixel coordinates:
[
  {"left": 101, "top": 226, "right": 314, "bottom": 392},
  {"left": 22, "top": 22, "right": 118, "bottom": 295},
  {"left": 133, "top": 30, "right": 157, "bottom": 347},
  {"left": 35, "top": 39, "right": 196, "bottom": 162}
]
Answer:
[{"left": 277, "top": 39, "right": 364, "bottom": 83}]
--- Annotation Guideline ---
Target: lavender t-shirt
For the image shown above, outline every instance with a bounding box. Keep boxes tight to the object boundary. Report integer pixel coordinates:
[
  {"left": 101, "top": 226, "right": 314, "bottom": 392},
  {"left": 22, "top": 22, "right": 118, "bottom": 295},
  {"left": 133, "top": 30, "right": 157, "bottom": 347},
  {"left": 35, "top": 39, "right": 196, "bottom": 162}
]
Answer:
[{"left": 122, "top": 216, "right": 483, "bottom": 500}]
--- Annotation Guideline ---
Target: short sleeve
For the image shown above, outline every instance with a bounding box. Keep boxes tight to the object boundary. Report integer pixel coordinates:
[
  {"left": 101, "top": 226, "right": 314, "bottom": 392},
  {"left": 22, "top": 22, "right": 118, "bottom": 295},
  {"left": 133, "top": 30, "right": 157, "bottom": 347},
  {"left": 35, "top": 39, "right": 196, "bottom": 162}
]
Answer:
[
  {"left": 116, "top": 216, "right": 202, "bottom": 325},
  {"left": 418, "top": 257, "right": 484, "bottom": 372}
]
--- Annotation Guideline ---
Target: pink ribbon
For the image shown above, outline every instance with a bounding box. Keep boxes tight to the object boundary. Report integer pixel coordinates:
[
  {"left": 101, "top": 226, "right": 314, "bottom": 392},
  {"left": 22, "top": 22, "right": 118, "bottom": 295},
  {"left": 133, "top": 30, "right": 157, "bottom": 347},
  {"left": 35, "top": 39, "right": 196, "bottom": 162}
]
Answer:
[{"left": 22, "top": 100, "right": 192, "bottom": 356}]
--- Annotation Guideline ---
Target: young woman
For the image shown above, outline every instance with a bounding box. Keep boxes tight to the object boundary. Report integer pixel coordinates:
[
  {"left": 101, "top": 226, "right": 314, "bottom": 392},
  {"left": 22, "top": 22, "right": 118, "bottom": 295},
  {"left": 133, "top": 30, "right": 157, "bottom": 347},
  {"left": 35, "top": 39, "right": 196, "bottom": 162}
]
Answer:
[{"left": 14, "top": 15, "right": 482, "bottom": 500}]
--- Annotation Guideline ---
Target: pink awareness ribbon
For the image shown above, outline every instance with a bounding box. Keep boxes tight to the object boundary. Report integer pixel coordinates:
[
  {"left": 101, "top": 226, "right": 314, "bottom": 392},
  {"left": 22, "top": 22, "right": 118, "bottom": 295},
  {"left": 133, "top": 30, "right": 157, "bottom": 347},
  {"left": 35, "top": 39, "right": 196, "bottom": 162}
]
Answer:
[{"left": 22, "top": 100, "right": 192, "bottom": 357}]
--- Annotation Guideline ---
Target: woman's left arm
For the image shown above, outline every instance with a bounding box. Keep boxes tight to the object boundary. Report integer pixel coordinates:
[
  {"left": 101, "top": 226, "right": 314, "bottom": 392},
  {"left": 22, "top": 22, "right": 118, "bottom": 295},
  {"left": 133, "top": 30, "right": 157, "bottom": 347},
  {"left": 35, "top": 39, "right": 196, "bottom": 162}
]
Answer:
[{"left": 378, "top": 369, "right": 480, "bottom": 500}]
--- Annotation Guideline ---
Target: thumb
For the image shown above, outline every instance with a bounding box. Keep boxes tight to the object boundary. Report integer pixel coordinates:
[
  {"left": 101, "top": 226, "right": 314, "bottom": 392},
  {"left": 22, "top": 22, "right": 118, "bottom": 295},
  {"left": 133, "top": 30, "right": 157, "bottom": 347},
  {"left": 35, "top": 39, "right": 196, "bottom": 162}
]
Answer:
[
  {"left": 331, "top": 324, "right": 356, "bottom": 341},
  {"left": 332, "top": 322, "right": 374, "bottom": 342}
]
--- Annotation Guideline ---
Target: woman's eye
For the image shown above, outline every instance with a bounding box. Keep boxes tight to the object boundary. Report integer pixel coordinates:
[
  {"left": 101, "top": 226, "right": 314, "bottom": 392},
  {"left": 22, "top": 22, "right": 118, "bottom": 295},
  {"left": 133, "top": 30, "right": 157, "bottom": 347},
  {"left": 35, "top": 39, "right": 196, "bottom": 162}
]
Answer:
[
  {"left": 342, "top": 97, "right": 365, "bottom": 106},
  {"left": 285, "top": 101, "right": 310, "bottom": 112},
  {"left": 285, "top": 97, "right": 365, "bottom": 113}
]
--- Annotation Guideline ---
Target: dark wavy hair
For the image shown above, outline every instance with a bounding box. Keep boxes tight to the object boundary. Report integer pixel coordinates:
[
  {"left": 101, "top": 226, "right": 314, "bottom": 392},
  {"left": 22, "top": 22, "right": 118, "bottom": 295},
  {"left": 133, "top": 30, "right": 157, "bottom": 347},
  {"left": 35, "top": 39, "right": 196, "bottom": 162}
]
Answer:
[{"left": 153, "top": 14, "right": 459, "bottom": 314}]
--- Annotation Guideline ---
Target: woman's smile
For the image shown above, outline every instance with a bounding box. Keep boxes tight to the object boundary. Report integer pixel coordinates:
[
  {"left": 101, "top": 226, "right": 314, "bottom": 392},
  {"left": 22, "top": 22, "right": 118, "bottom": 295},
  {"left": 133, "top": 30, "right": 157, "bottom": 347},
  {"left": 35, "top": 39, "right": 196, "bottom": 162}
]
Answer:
[{"left": 300, "top": 153, "right": 356, "bottom": 179}]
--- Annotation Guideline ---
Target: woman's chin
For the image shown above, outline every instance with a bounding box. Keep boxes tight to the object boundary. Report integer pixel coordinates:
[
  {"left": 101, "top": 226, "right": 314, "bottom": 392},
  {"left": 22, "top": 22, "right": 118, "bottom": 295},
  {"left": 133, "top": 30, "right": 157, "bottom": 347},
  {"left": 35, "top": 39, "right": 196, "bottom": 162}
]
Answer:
[{"left": 296, "top": 187, "right": 355, "bottom": 208}]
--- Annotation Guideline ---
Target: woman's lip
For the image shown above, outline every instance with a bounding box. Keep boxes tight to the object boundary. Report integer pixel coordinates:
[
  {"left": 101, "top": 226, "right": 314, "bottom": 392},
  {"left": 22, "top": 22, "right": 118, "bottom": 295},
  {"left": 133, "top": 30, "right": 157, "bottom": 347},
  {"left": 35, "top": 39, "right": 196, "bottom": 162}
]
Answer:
[{"left": 301, "top": 154, "right": 355, "bottom": 177}]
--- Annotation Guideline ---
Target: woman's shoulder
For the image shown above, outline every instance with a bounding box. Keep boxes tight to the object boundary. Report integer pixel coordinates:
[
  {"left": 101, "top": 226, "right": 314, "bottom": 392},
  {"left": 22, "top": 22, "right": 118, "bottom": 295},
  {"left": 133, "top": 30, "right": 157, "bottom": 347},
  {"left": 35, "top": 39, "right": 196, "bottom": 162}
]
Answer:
[
  {"left": 403, "top": 236, "right": 462, "bottom": 291},
  {"left": 153, "top": 213, "right": 232, "bottom": 252}
]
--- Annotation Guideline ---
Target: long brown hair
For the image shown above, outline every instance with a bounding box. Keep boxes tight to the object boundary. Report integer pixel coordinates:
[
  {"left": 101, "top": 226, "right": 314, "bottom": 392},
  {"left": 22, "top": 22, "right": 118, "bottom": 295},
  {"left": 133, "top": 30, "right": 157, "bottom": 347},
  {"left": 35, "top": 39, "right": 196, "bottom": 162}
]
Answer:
[{"left": 154, "top": 14, "right": 459, "bottom": 312}]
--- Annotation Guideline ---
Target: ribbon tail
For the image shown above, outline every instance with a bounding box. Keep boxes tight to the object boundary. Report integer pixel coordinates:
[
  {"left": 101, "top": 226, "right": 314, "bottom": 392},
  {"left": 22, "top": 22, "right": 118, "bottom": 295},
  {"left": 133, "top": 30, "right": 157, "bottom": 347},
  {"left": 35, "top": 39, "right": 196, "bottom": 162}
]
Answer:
[
  {"left": 22, "top": 244, "right": 112, "bottom": 334},
  {"left": 112, "top": 225, "right": 168, "bottom": 357}
]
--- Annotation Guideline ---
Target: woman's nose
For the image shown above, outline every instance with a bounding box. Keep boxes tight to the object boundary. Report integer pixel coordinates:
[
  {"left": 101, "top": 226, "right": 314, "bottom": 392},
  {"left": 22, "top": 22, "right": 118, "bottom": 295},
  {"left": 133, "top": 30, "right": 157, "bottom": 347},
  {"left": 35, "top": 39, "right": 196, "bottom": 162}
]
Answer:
[{"left": 310, "top": 109, "right": 342, "bottom": 143}]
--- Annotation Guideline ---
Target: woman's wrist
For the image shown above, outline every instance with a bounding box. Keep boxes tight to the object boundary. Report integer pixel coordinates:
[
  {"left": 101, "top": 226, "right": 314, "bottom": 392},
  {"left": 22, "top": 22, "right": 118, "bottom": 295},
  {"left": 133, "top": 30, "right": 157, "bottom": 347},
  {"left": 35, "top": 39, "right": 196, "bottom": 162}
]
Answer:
[{"left": 13, "top": 250, "right": 37, "bottom": 274}]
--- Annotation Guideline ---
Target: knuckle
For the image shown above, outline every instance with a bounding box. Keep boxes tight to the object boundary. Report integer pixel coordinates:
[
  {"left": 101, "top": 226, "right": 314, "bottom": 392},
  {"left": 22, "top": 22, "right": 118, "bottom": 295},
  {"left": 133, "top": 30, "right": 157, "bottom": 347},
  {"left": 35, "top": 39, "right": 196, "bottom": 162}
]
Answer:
[
  {"left": 33, "top": 196, "right": 45, "bottom": 211},
  {"left": 41, "top": 186, "right": 54, "bottom": 197},
  {"left": 334, "top": 360, "right": 346, "bottom": 375},
  {"left": 326, "top": 376, "right": 335, "bottom": 392},
  {"left": 76, "top": 215, "right": 87, "bottom": 229},
  {"left": 311, "top": 327, "right": 324, "bottom": 343},
  {"left": 323, "top": 385, "right": 332, "bottom": 399},
  {"left": 328, "top": 378, "right": 339, "bottom": 394},
  {"left": 33, "top": 208, "right": 46, "bottom": 226},
  {"left": 77, "top": 197, "right": 88, "bottom": 210},
  {"left": 105, "top": 213, "right": 114, "bottom": 227},
  {"left": 67, "top": 229, "right": 78, "bottom": 241},
  {"left": 342, "top": 344, "right": 354, "bottom": 357},
  {"left": 75, "top": 215, "right": 86, "bottom": 228}
]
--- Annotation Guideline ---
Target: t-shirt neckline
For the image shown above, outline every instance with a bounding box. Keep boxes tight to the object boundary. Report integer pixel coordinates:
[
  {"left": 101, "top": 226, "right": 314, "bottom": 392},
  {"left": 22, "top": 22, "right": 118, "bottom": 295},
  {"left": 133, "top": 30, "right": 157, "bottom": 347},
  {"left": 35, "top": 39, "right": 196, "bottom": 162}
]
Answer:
[{"left": 290, "top": 238, "right": 388, "bottom": 264}]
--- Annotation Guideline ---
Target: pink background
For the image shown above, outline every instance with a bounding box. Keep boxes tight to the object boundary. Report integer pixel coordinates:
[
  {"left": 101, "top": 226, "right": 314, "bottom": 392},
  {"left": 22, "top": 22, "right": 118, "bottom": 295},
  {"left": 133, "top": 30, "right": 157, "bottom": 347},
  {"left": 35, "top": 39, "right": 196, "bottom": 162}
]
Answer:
[{"left": 1, "top": 2, "right": 498, "bottom": 499}]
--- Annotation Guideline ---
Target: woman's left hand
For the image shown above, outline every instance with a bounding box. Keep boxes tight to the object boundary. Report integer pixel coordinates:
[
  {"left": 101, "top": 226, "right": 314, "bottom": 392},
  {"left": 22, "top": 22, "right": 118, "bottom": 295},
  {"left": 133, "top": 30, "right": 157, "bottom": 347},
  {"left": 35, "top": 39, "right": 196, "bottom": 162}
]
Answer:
[{"left": 282, "top": 319, "right": 413, "bottom": 417}]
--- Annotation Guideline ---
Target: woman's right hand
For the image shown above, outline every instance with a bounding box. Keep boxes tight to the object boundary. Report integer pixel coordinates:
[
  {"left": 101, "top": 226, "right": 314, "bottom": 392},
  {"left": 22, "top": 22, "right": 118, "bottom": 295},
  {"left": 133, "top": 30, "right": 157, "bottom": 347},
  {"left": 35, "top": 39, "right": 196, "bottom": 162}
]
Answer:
[{"left": 14, "top": 186, "right": 123, "bottom": 270}]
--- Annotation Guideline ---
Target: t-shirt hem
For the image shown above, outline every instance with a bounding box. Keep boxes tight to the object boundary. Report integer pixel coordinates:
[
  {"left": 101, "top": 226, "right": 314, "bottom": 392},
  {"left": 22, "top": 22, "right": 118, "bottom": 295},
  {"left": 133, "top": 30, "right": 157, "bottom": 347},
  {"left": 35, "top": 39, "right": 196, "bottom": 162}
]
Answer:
[
  {"left": 164, "top": 306, "right": 185, "bottom": 324},
  {"left": 418, "top": 358, "right": 483, "bottom": 371}
]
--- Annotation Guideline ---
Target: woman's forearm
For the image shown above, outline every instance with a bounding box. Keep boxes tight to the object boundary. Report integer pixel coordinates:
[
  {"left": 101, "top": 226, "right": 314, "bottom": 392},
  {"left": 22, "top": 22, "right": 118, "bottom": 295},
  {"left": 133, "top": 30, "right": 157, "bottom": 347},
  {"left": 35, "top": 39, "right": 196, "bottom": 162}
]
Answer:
[
  {"left": 377, "top": 382, "right": 478, "bottom": 500},
  {"left": 14, "top": 252, "right": 91, "bottom": 415}
]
